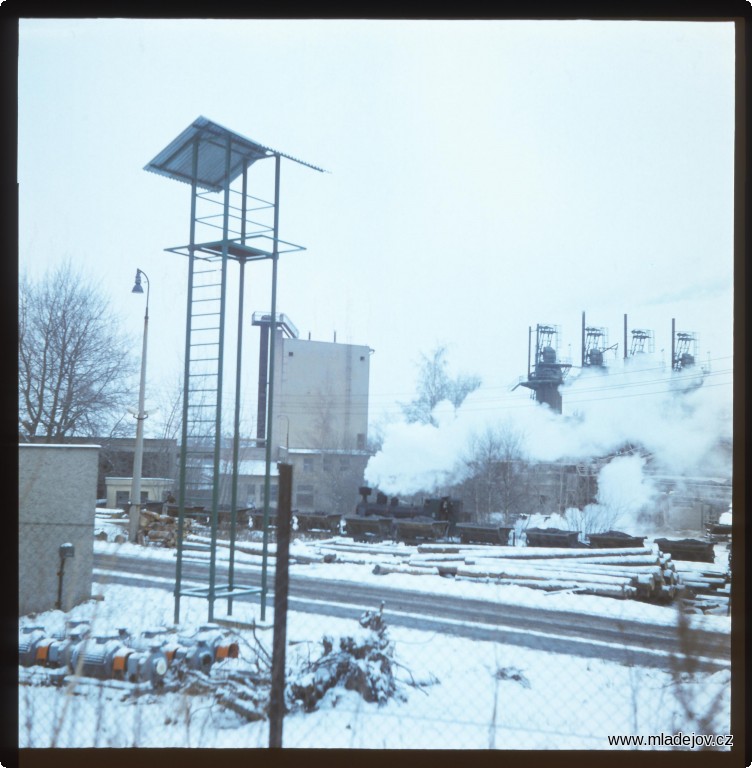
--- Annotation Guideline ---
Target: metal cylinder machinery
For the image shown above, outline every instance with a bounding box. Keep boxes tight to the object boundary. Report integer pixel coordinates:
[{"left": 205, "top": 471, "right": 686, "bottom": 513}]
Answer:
[
  {"left": 61, "top": 632, "right": 169, "bottom": 687},
  {"left": 17, "top": 622, "right": 237, "bottom": 688},
  {"left": 38, "top": 624, "right": 91, "bottom": 670},
  {"left": 169, "top": 624, "right": 240, "bottom": 670},
  {"left": 19, "top": 627, "right": 48, "bottom": 667}
]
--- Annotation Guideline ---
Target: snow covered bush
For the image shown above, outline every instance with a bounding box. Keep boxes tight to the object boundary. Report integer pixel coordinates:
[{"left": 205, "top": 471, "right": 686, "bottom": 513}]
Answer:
[{"left": 287, "top": 604, "right": 406, "bottom": 712}]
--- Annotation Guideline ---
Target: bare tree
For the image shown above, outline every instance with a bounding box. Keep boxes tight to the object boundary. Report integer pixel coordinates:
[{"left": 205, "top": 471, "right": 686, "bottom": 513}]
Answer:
[
  {"left": 19, "top": 262, "right": 137, "bottom": 441},
  {"left": 459, "top": 422, "right": 532, "bottom": 523},
  {"left": 400, "top": 345, "right": 481, "bottom": 426}
]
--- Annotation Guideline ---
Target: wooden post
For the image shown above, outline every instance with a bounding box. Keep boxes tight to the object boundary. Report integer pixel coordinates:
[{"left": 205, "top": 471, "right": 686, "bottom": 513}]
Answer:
[{"left": 269, "top": 462, "right": 292, "bottom": 748}]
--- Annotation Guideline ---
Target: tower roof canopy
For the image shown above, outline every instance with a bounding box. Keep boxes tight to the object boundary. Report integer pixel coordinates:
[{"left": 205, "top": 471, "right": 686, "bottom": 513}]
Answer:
[{"left": 144, "top": 116, "right": 325, "bottom": 192}]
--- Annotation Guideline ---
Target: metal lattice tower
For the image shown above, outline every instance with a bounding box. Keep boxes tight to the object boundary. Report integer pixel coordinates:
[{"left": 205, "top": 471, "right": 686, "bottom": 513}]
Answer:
[
  {"left": 515, "top": 324, "right": 572, "bottom": 413},
  {"left": 580, "top": 311, "right": 618, "bottom": 369},
  {"left": 629, "top": 329, "right": 655, "bottom": 357},
  {"left": 671, "top": 318, "right": 699, "bottom": 371},
  {"left": 145, "top": 117, "right": 324, "bottom": 622}
]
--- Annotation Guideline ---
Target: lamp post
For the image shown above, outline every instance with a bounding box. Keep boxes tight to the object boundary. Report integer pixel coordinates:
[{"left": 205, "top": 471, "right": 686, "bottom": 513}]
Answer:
[{"left": 129, "top": 269, "right": 150, "bottom": 543}]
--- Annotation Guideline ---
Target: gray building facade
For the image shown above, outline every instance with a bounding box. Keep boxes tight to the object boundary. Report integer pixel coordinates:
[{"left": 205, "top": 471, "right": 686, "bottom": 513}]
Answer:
[
  {"left": 19, "top": 444, "right": 99, "bottom": 615},
  {"left": 271, "top": 334, "right": 371, "bottom": 451}
]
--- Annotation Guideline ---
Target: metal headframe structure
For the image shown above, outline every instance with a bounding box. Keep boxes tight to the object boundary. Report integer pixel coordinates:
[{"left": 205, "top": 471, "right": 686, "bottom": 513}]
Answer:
[{"left": 145, "top": 116, "right": 324, "bottom": 623}]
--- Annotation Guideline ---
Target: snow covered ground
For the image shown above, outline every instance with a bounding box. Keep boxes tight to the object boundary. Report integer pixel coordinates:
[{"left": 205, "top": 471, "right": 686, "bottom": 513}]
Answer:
[{"left": 19, "top": 535, "right": 732, "bottom": 750}]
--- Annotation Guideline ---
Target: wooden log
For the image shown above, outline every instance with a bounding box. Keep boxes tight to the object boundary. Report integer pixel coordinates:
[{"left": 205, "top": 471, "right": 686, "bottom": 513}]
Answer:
[
  {"left": 455, "top": 571, "right": 633, "bottom": 598},
  {"left": 449, "top": 546, "right": 656, "bottom": 560},
  {"left": 408, "top": 553, "right": 467, "bottom": 564},
  {"left": 372, "top": 563, "right": 440, "bottom": 577},
  {"left": 455, "top": 563, "right": 633, "bottom": 587},
  {"left": 316, "top": 541, "right": 413, "bottom": 558},
  {"left": 465, "top": 554, "right": 663, "bottom": 569},
  {"left": 475, "top": 561, "right": 663, "bottom": 583},
  {"left": 417, "top": 543, "right": 500, "bottom": 554}
]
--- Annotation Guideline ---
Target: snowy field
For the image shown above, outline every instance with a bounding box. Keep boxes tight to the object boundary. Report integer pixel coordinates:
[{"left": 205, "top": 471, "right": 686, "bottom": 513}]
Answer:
[{"left": 18, "top": 535, "right": 732, "bottom": 750}]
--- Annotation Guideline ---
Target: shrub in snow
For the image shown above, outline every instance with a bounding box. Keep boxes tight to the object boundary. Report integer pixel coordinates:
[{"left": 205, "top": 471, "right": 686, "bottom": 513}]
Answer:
[
  {"left": 493, "top": 666, "right": 530, "bottom": 688},
  {"left": 288, "top": 604, "right": 406, "bottom": 712}
]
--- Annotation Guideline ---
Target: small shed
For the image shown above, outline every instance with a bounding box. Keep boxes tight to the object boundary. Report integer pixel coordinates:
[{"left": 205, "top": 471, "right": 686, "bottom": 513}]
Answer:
[
  {"left": 104, "top": 476, "right": 174, "bottom": 509},
  {"left": 19, "top": 444, "right": 100, "bottom": 615}
]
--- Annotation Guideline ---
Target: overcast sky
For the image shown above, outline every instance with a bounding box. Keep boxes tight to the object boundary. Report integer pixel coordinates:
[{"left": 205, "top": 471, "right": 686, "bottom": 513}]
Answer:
[{"left": 18, "top": 19, "right": 735, "bottom": 437}]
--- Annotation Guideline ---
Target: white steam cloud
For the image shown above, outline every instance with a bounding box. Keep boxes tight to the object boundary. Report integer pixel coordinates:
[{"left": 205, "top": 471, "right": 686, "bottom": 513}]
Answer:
[{"left": 365, "top": 356, "right": 732, "bottom": 499}]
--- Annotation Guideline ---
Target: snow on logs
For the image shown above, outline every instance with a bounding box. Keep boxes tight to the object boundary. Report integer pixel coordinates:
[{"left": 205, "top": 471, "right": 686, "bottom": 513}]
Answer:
[{"left": 371, "top": 543, "right": 686, "bottom": 603}]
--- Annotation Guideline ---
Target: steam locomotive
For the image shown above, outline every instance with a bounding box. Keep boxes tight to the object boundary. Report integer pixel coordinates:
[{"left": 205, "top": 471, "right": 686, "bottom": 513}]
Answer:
[{"left": 343, "top": 486, "right": 468, "bottom": 544}]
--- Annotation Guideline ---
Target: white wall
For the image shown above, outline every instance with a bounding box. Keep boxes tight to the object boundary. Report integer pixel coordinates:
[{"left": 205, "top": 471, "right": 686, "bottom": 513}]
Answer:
[
  {"left": 19, "top": 444, "right": 99, "bottom": 615},
  {"left": 273, "top": 334, "right": 370, "bottom": 449}
]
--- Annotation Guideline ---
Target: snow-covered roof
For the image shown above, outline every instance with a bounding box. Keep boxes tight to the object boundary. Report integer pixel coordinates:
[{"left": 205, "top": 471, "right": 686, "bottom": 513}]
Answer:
[
  {"left": 236, "top": 460, "right": 279, "bottom": 476},
  {"left": 19, "top": 443, "right": 102, "bottom": 449},
  {"left": 283, "top": 448, "right": 371, "bottom": 456}
]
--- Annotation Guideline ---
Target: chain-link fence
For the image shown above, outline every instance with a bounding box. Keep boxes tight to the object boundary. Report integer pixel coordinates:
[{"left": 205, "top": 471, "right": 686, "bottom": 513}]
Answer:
[{"left": 19, "top": 489, "right": 735, "bottom": 752}]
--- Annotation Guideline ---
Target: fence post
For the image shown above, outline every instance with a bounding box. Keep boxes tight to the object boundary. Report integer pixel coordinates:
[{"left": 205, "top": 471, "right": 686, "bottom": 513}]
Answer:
[{"left": 268, "top": 462, "right": 292, "bottom": 748}]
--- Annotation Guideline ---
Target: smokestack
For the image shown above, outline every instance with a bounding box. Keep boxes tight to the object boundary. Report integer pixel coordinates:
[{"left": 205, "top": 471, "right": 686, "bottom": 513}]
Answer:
[
  {"left": 257, "top": 323, "right": 270, "bottom": 441},
  {"left": 581, "top": 311, "right": 586, "bottom": 367},
  {"left": 527, "top": 326, "right": 532, "bottom": 379},
  {"left": 671, "top": 318, "right": 676, "bottom": 371}
]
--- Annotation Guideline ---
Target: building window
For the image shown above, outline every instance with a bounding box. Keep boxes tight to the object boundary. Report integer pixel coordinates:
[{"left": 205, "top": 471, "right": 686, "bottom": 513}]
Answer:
[
  {"left": 323, "top": 455, "right": 333, "bottom": 472},
  {"left": 296, "top": 484, "right": 315, "bottom": 508},
  {"left": 116, "top": 490, "right": 146, "bottom": 507},
  {"left": 339, "top": 456, "right": 350, "bottom": 471},
  {"left": 356, "top": 433, "right": 366, "bottom": 450},
  {"left": 303, "top": 457, "right": 314, "bottom": 473}
]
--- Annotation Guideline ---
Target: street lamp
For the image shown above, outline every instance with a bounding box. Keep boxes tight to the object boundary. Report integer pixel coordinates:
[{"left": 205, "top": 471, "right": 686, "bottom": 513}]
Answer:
[{"left": 129, "top": 269, "right": 150, "bottom": 543}]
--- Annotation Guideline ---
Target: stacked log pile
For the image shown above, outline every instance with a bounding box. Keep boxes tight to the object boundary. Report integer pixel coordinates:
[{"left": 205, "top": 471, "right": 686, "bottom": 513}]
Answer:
[
  {"left": 672, "top": 559, "right": 731, "bottom": 615},
  {"left": 373, "top": 543, "right": 684, "bottom": 603},
  {"left": 138, "top": 509, "right": 194, "bottom": 547},
  {"left": 182, "top": 534, "right": 336, "bottom": 565}
]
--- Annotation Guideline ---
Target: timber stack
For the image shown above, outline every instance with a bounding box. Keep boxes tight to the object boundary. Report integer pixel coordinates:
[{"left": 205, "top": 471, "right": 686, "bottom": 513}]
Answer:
[
  {"left": 138, "top": 509, "right": 194, "bottom": 547},
  {"left": 378, "top": 543, "right": 685, "bottom": 604}
]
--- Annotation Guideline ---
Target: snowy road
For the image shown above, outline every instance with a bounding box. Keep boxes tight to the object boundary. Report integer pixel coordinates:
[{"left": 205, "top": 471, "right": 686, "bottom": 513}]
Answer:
[{"left": 93, "top": 550, "right": 730, "bottom": 671}]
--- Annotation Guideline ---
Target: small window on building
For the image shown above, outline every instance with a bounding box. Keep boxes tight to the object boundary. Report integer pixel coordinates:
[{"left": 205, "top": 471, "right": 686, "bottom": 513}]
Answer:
[
  {"left": 296, "top": 484, "right": 315, "bottom": 508},
  {"left": 323, "top": 455, "right": 333, "bottom": 472},
  {"left": 339, "top": 456, "right": 350, "bottom": 471},
  {"left": 116, "top": 490, "right": 129, "bottom": 508},
  {"left": 303, "top": 457, "right": 314, "bottom": 473},
  {"left": 356, "top": 433, "right": 366, "bottom": 450},
  {"left": 288, "top": 351, "right": 294, "bottom": 357},
  {"left": 270, "top": 484, "right": 278, "bottom": 502}
]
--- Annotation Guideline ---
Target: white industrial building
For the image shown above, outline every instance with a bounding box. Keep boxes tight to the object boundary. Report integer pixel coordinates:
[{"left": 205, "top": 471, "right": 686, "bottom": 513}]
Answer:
[
  {"left": 252, "top": 314, "right": 373, "bottom": 515},
  {"left": 272, "top": 335, "right": 370, "bottom": 450}
]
